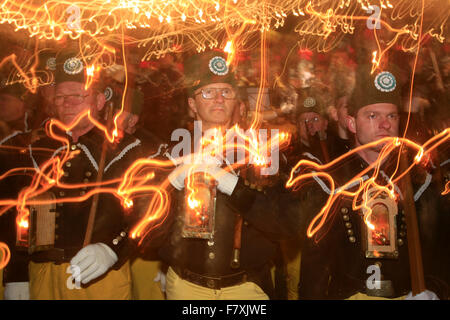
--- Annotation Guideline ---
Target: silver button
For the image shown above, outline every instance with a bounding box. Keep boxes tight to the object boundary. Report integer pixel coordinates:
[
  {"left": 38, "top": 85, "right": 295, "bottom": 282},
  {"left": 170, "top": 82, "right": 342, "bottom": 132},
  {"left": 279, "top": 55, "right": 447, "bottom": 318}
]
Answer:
[
  {"left": 343, "top": 215, "right": 350, "bottom": 221},
  {"left": 208, "top": 252, "right": 215, "bottom": 260},
  {"left": 85, "top": 171, "right": 92, "bottom": 177},
  {"left": 112, "top": 239, "right": 119, "bottom": 245},
  {"left": 207, "top": 240, "right": 214, "bottom": 246},
  {"left": 70, "top": 144, "right": 77, "bottom": 151},
  {"left": 398, "top": 239, "right": 404, "bottom": 246},
  {"left": 63, "top": 171, "right": 69, "bottom": 177},
  {"left": 120, "top": 232, "right": 126, "bottom": 237},
  {"left": 59, "top": 191, "right": 65, "bottom": 197},
  {"left": 341, "top": 207, "right": 349, "bottom": 214},
  {"left": 348, "top": 236, "right": 356, "bottom": 243},
  {"left": 347, "top": 229, "right": 354, "bottom": 236},
  {"left": 66, "top": 162, "right": 72, "bottom": 168},
  {"left": 206, "top": 279, "right": 215, "bottom": 289},
  {"left": 345, "top": 222, "right": 352, "bottom": 229}
]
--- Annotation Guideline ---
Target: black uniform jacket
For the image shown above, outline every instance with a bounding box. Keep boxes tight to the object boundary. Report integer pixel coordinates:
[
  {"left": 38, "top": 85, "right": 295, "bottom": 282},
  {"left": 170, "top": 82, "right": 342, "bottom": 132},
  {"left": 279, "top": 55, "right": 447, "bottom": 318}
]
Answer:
[
  {"left": 137, "top": 138, "right": 308, "bottom": 294},
  {"left": 1, "top": 126, "right": 146, "bottom": 283},
  {"left": 297, "top": 150, "right": 449, "bottom": 299}
]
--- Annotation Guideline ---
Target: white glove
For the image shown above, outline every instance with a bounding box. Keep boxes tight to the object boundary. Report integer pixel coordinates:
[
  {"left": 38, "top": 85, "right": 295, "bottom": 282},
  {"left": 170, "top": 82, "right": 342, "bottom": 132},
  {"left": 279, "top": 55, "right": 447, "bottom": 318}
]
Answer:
[
  {"left": 70, "top": 243, "right": 118, "bottom": 284},
  {"left": 4, "top": 282, "right": 30, "bottom": 300},
  {"left": 168, "top": 164, "right": 238, "bottom": 196},
  {"left": 405, "top": 290, "right": 439, "bottom": 300},
  {"left": 208, "top": 166, "right": 239, "bottom": 195},
  {"left": 168, "top": 163, "right": 193, "bottom": 190},
  {"left": 153, "top": 270, "right": 166, "bottom": 293}
]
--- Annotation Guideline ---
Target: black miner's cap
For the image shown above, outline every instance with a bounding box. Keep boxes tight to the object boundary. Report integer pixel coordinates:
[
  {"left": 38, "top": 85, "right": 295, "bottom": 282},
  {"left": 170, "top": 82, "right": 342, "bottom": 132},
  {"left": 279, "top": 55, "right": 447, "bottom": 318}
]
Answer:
[
  {"left": 349, "top": 64, "right": 401, "bottom": 115},
  {"left": 54, "top": 50, "right": 86, "bottom": 84},
  {"left": 296, "top": 87, "right": 329, "bottom": 118},
  {"left": 184, "top": 49, "right": 237, "bottom": 96}
]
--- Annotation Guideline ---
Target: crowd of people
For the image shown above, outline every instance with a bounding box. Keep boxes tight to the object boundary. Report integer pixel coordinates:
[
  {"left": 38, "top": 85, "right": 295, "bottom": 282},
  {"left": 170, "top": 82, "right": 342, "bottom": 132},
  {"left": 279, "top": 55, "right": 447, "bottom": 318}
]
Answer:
[{"left": 0, "top": 36, "right": 449, "bottom": 300}]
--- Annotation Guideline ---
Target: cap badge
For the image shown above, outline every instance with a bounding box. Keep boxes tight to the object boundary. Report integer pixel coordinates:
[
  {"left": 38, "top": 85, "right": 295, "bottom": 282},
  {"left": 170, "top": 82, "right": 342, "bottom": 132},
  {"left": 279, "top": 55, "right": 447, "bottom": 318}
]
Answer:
[
  {"left": 209, "top": 56, "right": 228, "bottom": 76},
  {"left": 63, "top": 57, "right": 84, "bottom": 75},
  {"left": 46, "top": 57, "right": 56, "bottom": 71},
  {"left": 104, "top": 86, "right": 113, "bottom": 101},
  {"left": 304, "top": 97, "right": 316, "bottom": 108},
  {"left": 374, "top": 71, "right": 396, "bottom": 92}
]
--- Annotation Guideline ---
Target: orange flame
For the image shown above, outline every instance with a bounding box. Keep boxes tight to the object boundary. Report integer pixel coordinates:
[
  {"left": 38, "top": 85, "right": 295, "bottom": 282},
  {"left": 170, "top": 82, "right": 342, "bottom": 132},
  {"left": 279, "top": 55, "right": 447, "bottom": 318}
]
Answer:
[{"left": 0, "top": 242, "right": 11, "bottom": 270}]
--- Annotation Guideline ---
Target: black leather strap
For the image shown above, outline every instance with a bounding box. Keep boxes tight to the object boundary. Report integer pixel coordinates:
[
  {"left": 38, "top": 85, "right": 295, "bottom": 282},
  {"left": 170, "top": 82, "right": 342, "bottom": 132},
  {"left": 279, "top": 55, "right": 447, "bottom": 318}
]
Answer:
[{"left": 172, "top": 266, "right": 248, "bottom": 290}]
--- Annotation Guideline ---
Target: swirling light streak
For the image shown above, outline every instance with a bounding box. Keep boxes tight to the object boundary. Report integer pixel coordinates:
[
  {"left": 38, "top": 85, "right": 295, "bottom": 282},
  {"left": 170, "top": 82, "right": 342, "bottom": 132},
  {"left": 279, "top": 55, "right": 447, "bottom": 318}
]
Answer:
[
  {"left": 0, "top": 1, "right": 445, "bottom": 64},
  {"left": 0, "top": 0, "right": 448, "bottom": 270},
  {"left": 293, "top": 0, "right": 447, "bottom": 54},
  {"left": 0, "top": 0, "right": 446, "bottom": 104},
  {"left": 286, "top": 130, "right": 449, "bottom": 240},
  {"left": 0, "top": 109, "right": 176, "bottom": 246},
  {"left": 443, "top": 182, "right": 450, "bottom": 196},
  {"left": 0, "top": 101, "right": 292, "bottom": 257},
  {"left": 0, "top": 1, "right": 293, "bottom": 56},
  {"left": 131, "top": 124, "right": 291, "bottom": 242},
  {"left": 0, "top": 242, "right": 10, "bottom": 270}
]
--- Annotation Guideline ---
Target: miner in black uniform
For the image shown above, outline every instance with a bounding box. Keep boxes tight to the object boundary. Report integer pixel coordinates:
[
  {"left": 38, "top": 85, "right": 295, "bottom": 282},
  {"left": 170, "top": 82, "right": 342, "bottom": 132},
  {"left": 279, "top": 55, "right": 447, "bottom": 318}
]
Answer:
[
  {"left": 145, "top": 49, "right": 302, "bottom": 300},
  {"left": 327, "top": 94, "right": 353, "bottom": 159},
  {"left": 0, "top": 50, "right": 57, "bottom": 152},
  {"left": 1, "top": 49, "right": 144, "bottom": 299},
  {"left": 297, "top": 64, "right": 449, "bottom": 300},
  {"left": 287, "top": 88, "right": 333, "bottom": 167},
  {"left": 0, "top": 77, "right": 33, "bottom": 142},
  {"left": 103, "top": 79, "right": 169, "bottom": 300},
  {"left": 0, "top": 50, "right": 57, "bottom": 298},
  {"left": 105, "top": 81, "right": 164, "bottom": 156}
]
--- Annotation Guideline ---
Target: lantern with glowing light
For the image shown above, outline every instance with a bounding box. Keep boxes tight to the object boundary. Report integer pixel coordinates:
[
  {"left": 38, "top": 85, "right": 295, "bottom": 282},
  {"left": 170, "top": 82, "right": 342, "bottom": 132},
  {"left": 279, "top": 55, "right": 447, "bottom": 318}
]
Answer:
[{"left": 181, "top": 172, "right": 217, "bottom": 239}]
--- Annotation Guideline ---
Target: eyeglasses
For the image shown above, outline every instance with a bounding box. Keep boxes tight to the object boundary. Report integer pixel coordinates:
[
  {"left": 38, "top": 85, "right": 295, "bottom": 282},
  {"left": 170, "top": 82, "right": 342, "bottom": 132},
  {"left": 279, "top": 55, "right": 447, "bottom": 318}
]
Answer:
[
  {"left": 195, "top": 88, "right": 236, "bottom": 100},
  {"left": 54, "top": 94, "right": 90, "bottom": 106},
  {"left": 303, "top": 116, "right": 320, "bottom": 124}
]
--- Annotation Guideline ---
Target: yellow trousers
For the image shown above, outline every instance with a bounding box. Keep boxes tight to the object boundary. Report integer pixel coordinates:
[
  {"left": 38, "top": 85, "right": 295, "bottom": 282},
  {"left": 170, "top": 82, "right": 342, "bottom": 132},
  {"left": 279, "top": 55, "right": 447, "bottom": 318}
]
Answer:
[
  {"left": 165, "top": 266, "right": 269, "bottom": 300},
  {"left": 29, "top": 261, "right": 132, "bottom": 300},
  {"left": 130, "top": 258, "right": 165, "bottom": 300},
  {"left": 280, "top": 237, "right": 303, "bottom": 300}
]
